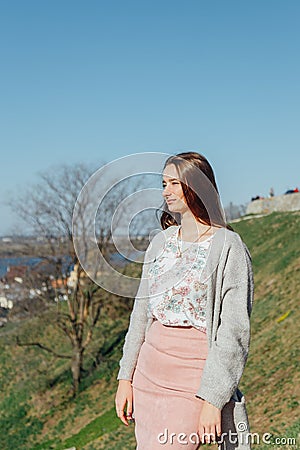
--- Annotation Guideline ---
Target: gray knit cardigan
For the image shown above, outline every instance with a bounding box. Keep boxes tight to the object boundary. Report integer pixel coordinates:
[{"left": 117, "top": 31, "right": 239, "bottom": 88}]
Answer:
[{"left": 117, "top": 225, "right": 254, "bottom": 449}]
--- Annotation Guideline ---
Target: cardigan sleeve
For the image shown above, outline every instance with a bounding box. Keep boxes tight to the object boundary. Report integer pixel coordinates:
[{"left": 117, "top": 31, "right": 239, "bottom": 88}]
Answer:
[
  {"left": 195, "top": 236, "right": 254, "bottom": 410},
  {"left": 116, "top": 243, "right": 153, "bottom": 381},
  {"left": 117, "top": 228, "right": 172, "bottom": 381}
]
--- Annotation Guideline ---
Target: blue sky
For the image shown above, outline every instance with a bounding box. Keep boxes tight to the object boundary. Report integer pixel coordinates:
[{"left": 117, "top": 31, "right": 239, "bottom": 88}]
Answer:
[{"left": 1, "top": 0, "right": 299, "bottom": 235}]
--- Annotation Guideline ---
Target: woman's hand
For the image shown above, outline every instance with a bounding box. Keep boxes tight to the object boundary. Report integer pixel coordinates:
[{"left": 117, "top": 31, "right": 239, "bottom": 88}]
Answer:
[
  {"left": 197, "top": 399, "right": 222, "bottom": 444},
  {"left": 115, "top": 380, "right": 134, "bottom": 426}
]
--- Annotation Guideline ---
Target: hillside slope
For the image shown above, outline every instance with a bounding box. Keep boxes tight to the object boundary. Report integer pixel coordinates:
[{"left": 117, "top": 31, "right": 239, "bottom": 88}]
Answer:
[
  {"left": 231, "top": 211, "right": 299, "bottom": 448},
  {"left": 0, "top": 211, "right": 299, "bottom": 449}
]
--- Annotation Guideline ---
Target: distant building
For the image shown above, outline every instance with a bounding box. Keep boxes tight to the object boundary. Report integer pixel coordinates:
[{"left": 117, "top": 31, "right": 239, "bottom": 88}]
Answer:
[
  {"left": 2, "top": 237, "right": 12, "bottom": 243},
  {"left": 0, "top": 296, "right": 13, "bottom": 309},
  {"left": 5, "top": 265, "right": 28, "bottom": 283}
]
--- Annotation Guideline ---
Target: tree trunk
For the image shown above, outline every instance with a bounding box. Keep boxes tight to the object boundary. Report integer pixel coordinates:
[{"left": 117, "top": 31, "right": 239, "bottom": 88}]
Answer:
[{"left": 71, "top": 347, "right": 83, "bottom": 395}]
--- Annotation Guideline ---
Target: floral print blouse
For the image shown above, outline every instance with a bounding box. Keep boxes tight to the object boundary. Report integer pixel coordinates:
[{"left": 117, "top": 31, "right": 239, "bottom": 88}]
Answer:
[{"left": 147, "top": 226, "right": 215, "bottom": 333}]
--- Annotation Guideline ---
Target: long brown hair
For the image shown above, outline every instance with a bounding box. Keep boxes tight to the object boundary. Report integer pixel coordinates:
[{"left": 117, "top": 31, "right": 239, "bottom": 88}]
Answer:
[{"left": 157, "top": 152, "right": 234, "bottom": 231}]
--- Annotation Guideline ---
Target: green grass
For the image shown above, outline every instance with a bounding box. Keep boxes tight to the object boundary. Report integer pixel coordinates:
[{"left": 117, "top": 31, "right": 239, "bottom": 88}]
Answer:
[
  {"left": 0, "top": 211, "right": 299, "bottom": 449},
  {"left": 230, "top": 212, "right": 300, "bottom": 447},
  {"left": 56, "top": 408, "right": 120, "bottom": 449}
]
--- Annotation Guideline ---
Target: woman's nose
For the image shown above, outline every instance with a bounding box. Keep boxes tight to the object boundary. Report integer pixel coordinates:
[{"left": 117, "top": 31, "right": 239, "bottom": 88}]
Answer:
[{"left": 162, "top": 185, "right": 171, "bottom": 197}]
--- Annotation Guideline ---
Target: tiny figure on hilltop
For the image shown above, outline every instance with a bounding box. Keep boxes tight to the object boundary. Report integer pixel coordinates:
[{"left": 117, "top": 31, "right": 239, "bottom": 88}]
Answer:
[
  {"left": 285, "top": 187, "right": 299, "bottom": 195},
  {"left": 251, "top": 195, "right": 264, "bottom": 201}
]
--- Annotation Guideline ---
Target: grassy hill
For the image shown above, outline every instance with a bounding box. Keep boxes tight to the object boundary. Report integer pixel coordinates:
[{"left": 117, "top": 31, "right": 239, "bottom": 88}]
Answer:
[{"left": 0, "top": 211, "right": 299, "bottom": 449}]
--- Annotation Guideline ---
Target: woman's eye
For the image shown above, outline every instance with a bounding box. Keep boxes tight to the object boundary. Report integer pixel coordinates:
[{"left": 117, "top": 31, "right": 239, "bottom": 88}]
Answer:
[{"left": 162, "top": 182, "right": 179, "bottom": 186}]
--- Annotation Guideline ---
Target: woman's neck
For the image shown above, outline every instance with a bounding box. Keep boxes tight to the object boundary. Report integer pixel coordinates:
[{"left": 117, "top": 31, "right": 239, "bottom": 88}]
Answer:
[{"left": 179, "top": 212, "right": 211, "bottom": 241}]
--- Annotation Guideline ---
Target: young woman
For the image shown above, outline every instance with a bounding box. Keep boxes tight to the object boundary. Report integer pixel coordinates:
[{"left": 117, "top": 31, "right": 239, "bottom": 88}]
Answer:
[{"left": 115, "top": 152, "right": 254, "bottom": 449}]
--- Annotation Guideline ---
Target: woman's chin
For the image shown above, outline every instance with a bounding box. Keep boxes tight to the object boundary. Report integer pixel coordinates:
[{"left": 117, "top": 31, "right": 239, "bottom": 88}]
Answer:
[
  {"left": 167, "top": 204, "right": 178, "bottom": 212},
  {"left": 167, "top": 206, "right": 182, "bottom": 214}
]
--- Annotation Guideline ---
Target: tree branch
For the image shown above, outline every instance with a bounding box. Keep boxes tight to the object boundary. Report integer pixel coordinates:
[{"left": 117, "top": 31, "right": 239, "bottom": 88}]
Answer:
[{"left": 16, "top": 336, "right": 72, "bottom": 359}]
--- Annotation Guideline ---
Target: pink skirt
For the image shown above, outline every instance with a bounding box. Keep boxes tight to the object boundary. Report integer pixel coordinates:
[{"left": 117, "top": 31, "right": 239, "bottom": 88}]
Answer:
[{"left": 132, "top": 319, "right": 209, "bottom": 449}]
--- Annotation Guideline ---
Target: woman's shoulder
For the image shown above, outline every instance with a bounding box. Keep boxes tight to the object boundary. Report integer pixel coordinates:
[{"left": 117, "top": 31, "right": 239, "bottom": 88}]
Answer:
[
  {"left": 213, "top": 226, "right": 248, "bottom": 245},
  {"left": 226, "top": 227, "right": 251, "bottom": 253},
  {"left": 145, "top": 225, "right": 178, "bottom": 260},
  {"left": 207, "top": 226, "right": 252, "bottom": 262},
  {"left": 151, "top": 225, "right": 178, "bottom": 242}
]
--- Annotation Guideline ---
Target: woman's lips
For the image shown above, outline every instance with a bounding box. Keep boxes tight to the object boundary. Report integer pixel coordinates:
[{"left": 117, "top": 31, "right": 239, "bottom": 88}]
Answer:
[{"left": 166, "top": 199, "right": 176, "bottom": 203}]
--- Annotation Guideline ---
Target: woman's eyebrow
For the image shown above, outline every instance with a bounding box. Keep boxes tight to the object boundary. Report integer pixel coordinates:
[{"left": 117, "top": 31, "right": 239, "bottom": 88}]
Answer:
[{"left": 162, "top": 177, "right": 179, "bottom": 182}]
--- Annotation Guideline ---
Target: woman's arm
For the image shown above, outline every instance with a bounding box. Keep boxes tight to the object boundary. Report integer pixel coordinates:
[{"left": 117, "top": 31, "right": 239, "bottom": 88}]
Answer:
[
  {"left": 117, "top": 229, "right": 169, "bottom": 380},
  {"left": 196, "top": 237, "right": 254, "bottom": 410},
  {"left": 116, "top": 229, "right": 170, "bottom": 426},
  {"left": 116, "top": 241, "right": 154, "bottom": 381},
  {"left": 115, "top": 249, "right": 151, "bottom": 426}
]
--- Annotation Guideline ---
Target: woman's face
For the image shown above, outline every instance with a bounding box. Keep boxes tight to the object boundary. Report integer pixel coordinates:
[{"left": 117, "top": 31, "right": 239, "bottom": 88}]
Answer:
[{"left": 162, "top": 164, "right": 188, "bottom": 214}]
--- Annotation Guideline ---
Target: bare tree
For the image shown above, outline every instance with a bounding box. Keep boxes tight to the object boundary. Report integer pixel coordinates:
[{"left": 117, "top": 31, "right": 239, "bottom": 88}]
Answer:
[
  {"left": 8, "top": 161, "right": 153, "bottom": 395},
  {"left": 224, "top": 201, "right": 248, "bottom": 222}
]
